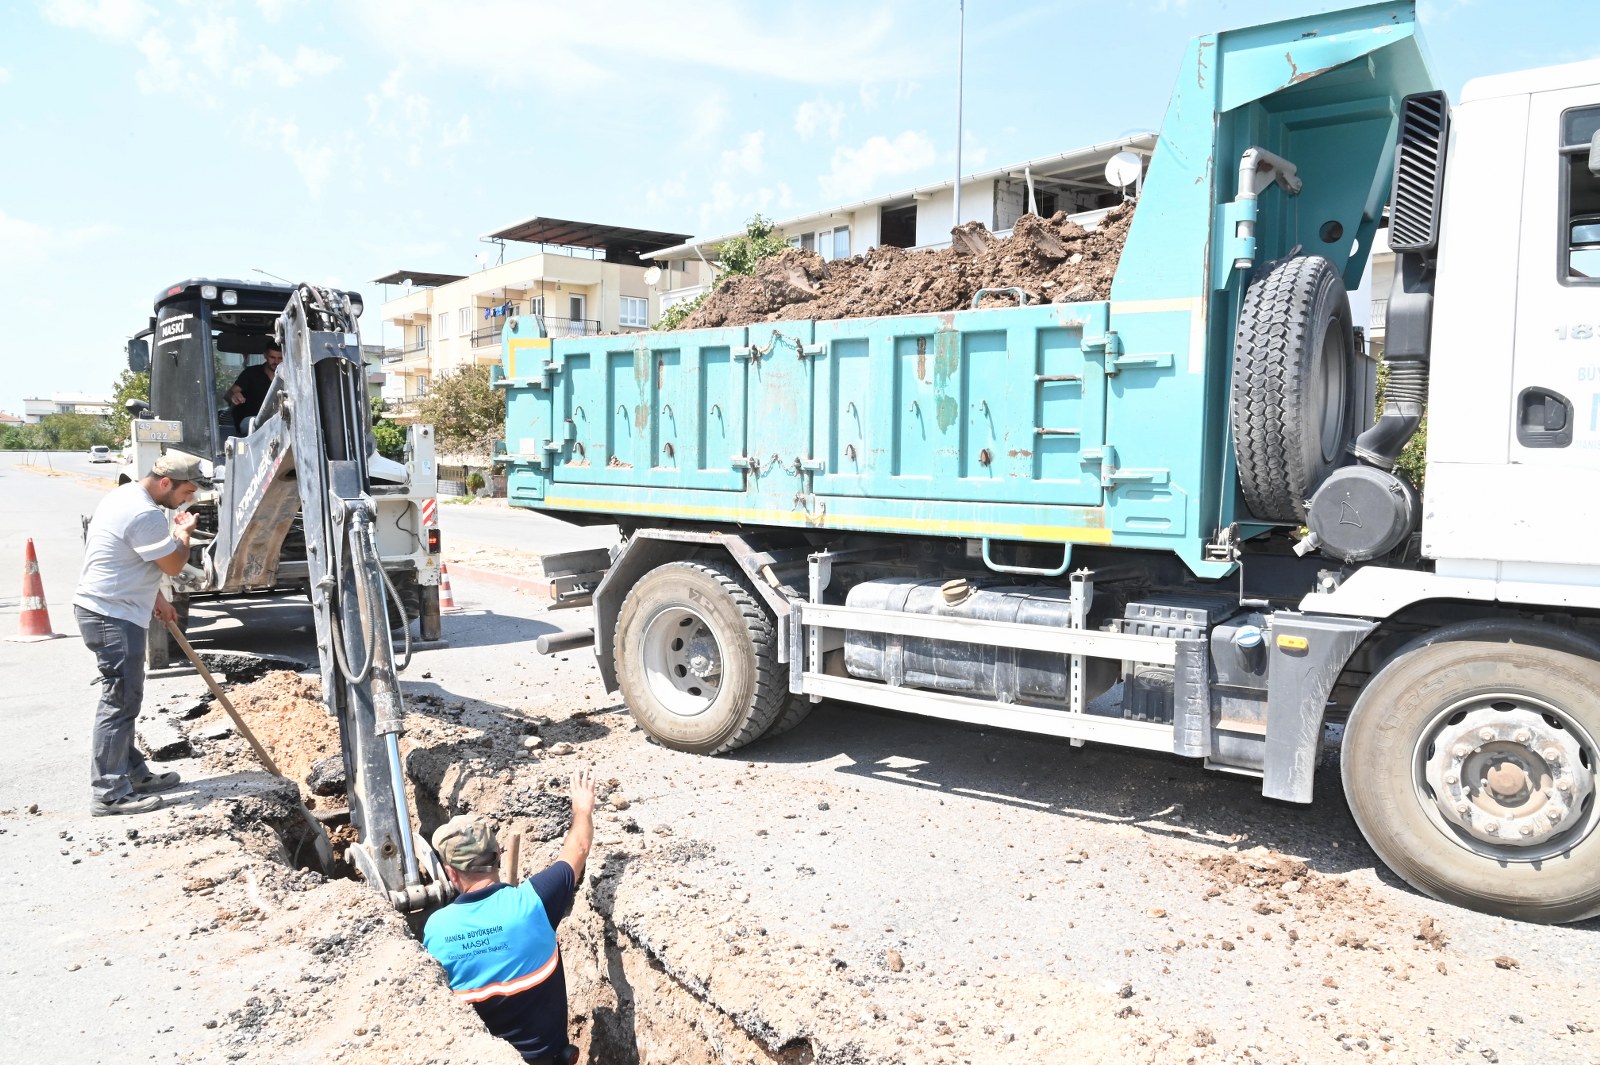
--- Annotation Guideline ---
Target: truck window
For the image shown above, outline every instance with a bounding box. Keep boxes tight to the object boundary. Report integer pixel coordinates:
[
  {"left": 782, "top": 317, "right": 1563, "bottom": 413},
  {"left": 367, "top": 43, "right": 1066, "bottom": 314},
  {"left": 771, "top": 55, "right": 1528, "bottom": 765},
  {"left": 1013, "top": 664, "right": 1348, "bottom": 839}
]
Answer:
[{"left": 1561, "top": 104, "right": 1600, "bottom": 282}]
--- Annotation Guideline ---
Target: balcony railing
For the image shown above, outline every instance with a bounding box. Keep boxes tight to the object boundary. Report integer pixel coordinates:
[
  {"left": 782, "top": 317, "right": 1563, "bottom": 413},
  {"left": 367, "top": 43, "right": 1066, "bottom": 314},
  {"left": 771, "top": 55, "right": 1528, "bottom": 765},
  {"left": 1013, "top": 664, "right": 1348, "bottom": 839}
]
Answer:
[{"left": 472, "top": 315, "right": 599, "bottom": 345}]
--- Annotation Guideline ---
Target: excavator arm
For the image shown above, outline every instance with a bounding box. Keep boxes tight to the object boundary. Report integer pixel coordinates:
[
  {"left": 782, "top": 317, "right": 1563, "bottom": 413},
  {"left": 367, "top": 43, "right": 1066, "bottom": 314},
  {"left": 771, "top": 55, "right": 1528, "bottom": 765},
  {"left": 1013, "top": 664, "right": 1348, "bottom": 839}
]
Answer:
[{"left": 267, "top": 284, "right": 451, "bottom": 911}]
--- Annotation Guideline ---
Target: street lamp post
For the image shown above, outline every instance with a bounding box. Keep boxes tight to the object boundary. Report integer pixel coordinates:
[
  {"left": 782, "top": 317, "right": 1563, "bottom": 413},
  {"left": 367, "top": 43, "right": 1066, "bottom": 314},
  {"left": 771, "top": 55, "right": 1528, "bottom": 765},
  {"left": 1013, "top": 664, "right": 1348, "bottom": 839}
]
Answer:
[{"left": 952, "top": 0, "right": 965, "bottom": 232}]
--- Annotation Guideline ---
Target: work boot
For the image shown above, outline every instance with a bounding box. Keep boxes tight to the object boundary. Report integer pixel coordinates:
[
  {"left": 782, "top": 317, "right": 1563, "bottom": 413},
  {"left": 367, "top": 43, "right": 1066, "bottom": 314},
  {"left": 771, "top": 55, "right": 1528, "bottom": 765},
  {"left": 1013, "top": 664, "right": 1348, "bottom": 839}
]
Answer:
[
  {"left": 131, "top": 770, "right": 181, "bottom": 794},
  {"left": 92, "top": 793, "right": 164, "bottom": 817}
]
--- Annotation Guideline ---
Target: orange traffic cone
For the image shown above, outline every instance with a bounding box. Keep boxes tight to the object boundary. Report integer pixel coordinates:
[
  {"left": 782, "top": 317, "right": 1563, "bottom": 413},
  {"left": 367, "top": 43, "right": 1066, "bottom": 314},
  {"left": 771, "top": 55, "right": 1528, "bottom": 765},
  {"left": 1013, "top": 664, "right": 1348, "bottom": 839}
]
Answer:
[
  {"left": 9, "top": 538, "right": 63, "bottom": 642},
  {"left": 439, "top": 563, "right": 460, "bottom": 613}
]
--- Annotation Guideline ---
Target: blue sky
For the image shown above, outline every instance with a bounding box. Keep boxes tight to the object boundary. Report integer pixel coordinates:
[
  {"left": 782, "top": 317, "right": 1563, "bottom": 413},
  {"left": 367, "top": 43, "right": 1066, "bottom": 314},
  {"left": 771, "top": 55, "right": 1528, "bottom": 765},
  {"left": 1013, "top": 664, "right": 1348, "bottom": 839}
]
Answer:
[{"left": 0, "top": 0, "right": 1593, "bottom": 422}]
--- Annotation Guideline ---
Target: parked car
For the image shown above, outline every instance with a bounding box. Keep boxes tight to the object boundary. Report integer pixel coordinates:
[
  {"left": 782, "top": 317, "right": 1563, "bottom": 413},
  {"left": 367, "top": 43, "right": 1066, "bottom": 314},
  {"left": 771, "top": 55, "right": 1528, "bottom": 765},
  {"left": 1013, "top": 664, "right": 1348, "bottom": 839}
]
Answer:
[{"left": 87, "top": 445, "right": 111, "bottom": 463}]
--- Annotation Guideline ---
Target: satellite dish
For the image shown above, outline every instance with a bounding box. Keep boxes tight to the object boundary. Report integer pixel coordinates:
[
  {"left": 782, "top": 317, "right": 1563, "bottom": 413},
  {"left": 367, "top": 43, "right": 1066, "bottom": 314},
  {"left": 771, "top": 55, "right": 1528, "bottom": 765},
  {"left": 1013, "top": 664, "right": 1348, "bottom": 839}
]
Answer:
[
  {"left": 400, "top": 278, "right": 413, "bottom": 292},
  {"left": 1104, "top": 150, "right": 1144, "bottom": 190},
  {"left": 642, "top": 266, "right": 662, "bottom": 286}
]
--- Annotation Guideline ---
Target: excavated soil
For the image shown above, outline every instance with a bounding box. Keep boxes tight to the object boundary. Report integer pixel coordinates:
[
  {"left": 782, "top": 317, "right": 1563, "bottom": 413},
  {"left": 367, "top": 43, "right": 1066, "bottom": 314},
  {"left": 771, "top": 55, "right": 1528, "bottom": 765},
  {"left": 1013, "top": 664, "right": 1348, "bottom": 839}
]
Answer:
[{"left": 675, "top": 207, "right": 1134, "bottom": 330}]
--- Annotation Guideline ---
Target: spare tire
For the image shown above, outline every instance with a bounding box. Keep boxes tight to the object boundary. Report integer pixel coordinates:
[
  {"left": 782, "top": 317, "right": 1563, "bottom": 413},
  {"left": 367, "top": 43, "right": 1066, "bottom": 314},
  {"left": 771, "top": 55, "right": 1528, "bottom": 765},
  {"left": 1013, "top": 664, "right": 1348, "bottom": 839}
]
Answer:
[{"left": 1231, "top": 254, "right": 1362, "bottom": 522}]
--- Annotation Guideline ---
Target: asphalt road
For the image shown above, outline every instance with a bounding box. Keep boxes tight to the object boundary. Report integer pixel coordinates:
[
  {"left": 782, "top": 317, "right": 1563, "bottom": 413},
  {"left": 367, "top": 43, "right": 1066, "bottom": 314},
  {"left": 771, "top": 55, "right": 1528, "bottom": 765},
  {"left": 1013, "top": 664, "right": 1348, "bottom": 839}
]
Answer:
[
  {"left": 6, "top": 451, "right": 1600, "bottom": 1064},
  {"left": 437, "top": 497, "right": 617, "bottom": 557}
]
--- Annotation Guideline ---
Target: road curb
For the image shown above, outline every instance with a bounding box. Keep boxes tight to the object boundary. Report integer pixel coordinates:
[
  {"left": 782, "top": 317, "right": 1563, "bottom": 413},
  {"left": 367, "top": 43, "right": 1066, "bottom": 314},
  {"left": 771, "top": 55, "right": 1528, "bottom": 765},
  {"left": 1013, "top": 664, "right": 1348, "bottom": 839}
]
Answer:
[{"left": 445, "top": 561, "right": 548, "bottom": 597}]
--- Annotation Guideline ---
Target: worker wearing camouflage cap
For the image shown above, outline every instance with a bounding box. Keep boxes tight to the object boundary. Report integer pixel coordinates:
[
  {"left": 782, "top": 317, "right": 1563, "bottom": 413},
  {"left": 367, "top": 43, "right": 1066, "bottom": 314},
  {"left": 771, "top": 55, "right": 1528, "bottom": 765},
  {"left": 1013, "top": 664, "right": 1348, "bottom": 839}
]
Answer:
[
  {"left": 74, "top": 452, "right": 211, "bottom": 816},
  {"left": 423, "top": 768, "right": 595, "bottom": 1064}
]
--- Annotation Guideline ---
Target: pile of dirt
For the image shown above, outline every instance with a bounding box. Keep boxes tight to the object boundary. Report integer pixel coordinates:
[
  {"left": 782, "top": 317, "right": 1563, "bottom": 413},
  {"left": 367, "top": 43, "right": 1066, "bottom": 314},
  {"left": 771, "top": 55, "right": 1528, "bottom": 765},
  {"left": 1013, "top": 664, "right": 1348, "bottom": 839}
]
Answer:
[
  {"left": 197, "top": 671, "right": 344, "bottom": 808},
  {"left": 675, "top": 205, "right": 1134, "bottom": 330}
]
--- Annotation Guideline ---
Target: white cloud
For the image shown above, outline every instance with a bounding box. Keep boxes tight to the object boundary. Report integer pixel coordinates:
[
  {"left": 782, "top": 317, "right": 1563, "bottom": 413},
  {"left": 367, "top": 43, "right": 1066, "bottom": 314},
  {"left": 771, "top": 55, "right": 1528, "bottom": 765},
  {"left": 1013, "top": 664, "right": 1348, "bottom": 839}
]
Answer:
[
  {"left": 719, "top": 131, "right": 765, "bottom": 176},
  {"left": 366, "top": 65, "right": 431, "bottom": 133},
  {"left": 0, "top": 211, "right": 116, "bottom": 268},
  {"left": 255, "top": 0, "right": 304, "bottom": 20},
  {"left": 349, "top": 0, "right": 919, "bottom": 88},
  {"left": 41, "top": 0, "right": 153, "bottom": 39},
  {"left": 819, "top": 131, "right": 937, "bottom": 201},
  {"left": 253, "top": 116, "right": 338, "bottom": 197},
  {"left": 794, "top": 100, "right": 845, "bottom": 141},
  {"left": 645, "top": 176, "right": 687, "bottom": 211},
  {"left": 232, "top": 45, "right": 342, "bottom": 88},
  {"left": 441, "top": 114, "right": 472, "bottom": 148},
  {"left": 688, "top": 91, "right": 729, "bottom": 147}
]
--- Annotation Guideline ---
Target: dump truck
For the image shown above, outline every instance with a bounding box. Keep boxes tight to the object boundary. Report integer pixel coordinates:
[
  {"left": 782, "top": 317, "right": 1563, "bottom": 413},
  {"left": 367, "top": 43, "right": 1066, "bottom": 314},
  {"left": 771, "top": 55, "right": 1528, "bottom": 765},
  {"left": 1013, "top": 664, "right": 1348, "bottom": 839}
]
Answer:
[
  {"left": 497, "top": 3, "right": 1600, "bottom": 923},
  {"left": 124, "top": 278, "right": 444, "bottom": 668}
]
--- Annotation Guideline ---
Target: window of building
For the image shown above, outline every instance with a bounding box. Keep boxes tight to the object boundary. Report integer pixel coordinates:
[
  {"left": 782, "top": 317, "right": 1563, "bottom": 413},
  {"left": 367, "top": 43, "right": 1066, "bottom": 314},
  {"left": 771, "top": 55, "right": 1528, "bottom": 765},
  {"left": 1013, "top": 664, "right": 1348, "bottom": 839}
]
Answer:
[
  {"left": 832, "top": 226, "right": 850, "bottom": 260},
  {"left": 458, "top": 308, "right": 471, "bottom": 335},
  {"left": 620, "top": 295, "right": 648, "bottom": 328},
  {"left": 1562, "top": 105, "right": 1600, "bottom": 282},
  {"left": 435, "top": 313, "right": 449, "bottom": 341},
  {"left": 530, "top": 296, "right": 545, "bottom": 317},
  {"left": 795, "top": 232, "right": 815, "bottom": 253},
  {"left": 415, "top": 323, "right": 427, "bottom": 349}
]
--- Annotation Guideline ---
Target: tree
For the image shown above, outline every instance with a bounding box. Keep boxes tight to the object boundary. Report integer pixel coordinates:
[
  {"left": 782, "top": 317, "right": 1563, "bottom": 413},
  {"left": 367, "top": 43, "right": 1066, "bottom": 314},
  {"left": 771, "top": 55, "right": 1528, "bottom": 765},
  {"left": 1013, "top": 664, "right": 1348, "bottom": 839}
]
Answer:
[
  {"left": 370, "top": 396, "right": 407, "bottom": 461},
  {"left": 106, "top": 368, "right": 150, "bottom": 444},
  {"left": 416, "top": 365, "right": 503, "bottom": 459},
  {"left": 715, "top": 214, "right": 792, "bottom": 277}
]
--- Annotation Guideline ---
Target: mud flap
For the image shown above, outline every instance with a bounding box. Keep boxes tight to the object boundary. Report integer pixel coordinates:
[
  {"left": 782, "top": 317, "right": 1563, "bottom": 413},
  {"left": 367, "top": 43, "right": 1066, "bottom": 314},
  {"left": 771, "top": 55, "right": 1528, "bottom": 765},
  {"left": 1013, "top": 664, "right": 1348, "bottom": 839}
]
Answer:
[{"left": 1262, "top": 613, "right": 1375, "bottom": 802}]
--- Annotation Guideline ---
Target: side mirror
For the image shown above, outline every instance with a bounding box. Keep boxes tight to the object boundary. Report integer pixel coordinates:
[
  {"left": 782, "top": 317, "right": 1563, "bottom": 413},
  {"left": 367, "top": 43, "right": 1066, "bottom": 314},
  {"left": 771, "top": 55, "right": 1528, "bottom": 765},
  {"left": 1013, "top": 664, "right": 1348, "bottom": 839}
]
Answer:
[
  {"left": 127, "top": 337, "right": 150, "bottom": 373},
  {"left": 1590, "top": 130, "right": 1599, "bottom": 176}
]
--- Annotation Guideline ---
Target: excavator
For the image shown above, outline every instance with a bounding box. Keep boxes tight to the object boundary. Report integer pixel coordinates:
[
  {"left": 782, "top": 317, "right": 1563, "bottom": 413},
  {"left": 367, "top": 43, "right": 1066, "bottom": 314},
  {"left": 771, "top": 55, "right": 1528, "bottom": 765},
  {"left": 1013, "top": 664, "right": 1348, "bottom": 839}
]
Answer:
[{"left": 126, "top": 281, "right": 452, "bottom": 911}]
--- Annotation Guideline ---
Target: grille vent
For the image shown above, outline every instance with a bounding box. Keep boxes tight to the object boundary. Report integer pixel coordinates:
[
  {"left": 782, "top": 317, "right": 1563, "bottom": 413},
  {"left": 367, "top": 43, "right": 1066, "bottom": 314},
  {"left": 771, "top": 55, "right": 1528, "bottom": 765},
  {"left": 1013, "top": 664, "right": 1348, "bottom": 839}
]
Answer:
[{"left": 1388, "top": 91, "right": 1450, "bottom": 254}]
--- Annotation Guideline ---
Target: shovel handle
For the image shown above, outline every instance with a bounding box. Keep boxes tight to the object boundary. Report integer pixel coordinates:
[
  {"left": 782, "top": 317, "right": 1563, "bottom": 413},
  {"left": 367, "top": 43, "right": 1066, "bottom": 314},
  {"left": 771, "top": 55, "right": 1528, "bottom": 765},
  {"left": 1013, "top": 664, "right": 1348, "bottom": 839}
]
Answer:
[{"left": 164, "top": 620, "right": 282, "bottom": 778}]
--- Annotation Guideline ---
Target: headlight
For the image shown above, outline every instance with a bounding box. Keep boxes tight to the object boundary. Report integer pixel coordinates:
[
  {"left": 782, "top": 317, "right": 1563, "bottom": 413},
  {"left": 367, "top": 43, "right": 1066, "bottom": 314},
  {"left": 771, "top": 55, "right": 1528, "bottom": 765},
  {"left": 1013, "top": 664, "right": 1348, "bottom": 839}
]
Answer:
[
  {"left": 348, "top": 295, "right": 364, "bottom": 318},
  {"left": 200, "top": 285, "right": 218, "bottom": 300},
  {"left": 220, "top": 289, "right": 238, "bottom": 306}
]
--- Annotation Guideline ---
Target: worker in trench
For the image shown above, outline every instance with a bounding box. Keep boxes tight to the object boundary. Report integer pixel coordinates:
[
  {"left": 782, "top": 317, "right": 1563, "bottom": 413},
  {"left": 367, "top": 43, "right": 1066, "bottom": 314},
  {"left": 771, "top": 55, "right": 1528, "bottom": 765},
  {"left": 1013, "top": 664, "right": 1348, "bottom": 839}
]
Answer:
[{"left": 423, "top": 767, "right": 596, "bottom": 1065}]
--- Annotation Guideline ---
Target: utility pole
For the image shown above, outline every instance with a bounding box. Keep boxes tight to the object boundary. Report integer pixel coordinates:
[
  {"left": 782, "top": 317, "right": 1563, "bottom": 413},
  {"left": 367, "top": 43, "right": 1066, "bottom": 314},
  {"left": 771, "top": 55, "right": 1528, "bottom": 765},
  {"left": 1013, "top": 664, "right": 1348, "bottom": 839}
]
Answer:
[{"left": 952, "top": 0, "right": 965, "bottom": 232}]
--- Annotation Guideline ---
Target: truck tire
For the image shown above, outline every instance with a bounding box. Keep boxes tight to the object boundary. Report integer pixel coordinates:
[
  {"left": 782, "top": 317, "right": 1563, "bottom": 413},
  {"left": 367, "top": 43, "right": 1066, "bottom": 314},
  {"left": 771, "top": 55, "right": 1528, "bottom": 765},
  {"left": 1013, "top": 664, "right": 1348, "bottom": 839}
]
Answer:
[
  {"left": 760, "top": 694, "right": 815, "bottom": 740},
  {"left": 1342, "top": 639, "right": 1600, "bottom": 923},
  {"left": 1231, "top": 254, "right": 1360, "bottom": 522},
  {"left": 614, "top": 560, "right": 788, "bottom": 755},
  {"left": 145, "top": 595, "right": 190, "bottom": 670}
]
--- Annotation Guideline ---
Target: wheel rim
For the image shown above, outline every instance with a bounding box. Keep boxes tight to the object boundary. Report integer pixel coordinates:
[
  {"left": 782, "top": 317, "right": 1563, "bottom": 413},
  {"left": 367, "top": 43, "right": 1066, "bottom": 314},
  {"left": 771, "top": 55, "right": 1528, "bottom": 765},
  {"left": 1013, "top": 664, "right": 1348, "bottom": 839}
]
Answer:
[
  {"left": 1316, "top": 322, "right": 1348, "bottom": 466},
  {"left": 1412, "top": 692, "right": 1599, "bottom": 861},
  {"left": 639, "top": 604, "right": 724, "bottom": 719}
]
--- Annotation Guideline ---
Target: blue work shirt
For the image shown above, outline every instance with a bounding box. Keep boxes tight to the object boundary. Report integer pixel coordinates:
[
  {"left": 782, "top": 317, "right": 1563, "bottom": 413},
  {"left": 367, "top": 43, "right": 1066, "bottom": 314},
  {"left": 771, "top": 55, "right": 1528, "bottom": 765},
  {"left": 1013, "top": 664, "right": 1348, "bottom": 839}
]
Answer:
[{"left": 423, "top": 862, "right": 576, "bottom": 1061}]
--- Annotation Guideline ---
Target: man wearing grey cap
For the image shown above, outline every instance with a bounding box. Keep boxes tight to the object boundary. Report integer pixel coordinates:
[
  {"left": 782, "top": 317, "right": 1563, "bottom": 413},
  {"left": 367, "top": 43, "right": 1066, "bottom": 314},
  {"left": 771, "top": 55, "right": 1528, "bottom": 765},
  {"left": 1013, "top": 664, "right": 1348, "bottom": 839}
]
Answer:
[
  {"left": 423, "top": 767, "right": 595, "bottom": 1064},
  {"left": 74, "top": 453, "right": 210, "bottom": 816}
]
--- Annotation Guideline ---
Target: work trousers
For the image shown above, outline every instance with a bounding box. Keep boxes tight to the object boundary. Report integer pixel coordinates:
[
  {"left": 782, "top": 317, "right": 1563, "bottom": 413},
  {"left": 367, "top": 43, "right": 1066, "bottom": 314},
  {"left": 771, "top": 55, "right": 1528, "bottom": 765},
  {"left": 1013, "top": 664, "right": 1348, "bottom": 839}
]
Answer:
[{"left": 76, "top": 606, "right": 152, "bottom": 804}]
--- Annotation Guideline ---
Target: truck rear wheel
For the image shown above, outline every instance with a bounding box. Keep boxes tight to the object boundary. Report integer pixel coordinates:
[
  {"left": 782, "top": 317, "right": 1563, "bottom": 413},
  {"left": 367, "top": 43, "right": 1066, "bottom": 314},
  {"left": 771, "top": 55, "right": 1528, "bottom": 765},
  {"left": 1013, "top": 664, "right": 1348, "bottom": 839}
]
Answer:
[
  {"left": 614, "top": 560, "right": 788, "bottom": 755},
  {"left": 1342, "top": 639, "right": 1600, "bottom": 923},
  {"left": 1231, "top": 254, "right": 1361, "bottom": 522}
]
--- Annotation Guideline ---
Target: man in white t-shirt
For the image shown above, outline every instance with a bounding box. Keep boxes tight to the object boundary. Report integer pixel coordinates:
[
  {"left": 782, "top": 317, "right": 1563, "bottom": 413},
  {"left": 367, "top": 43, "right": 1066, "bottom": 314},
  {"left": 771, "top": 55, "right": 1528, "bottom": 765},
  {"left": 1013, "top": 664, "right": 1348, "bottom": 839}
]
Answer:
[{"left": 74, "top": 453, "right": 209, "bottom": 816}]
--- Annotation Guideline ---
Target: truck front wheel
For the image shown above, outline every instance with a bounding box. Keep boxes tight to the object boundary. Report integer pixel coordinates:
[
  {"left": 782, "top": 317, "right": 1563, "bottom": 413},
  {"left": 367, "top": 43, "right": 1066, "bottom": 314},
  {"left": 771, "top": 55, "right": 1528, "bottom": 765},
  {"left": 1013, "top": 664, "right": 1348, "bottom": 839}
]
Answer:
[
  {"left": 614, "top": 560, "right": 788, "bottom": 755},
  {"left": 1342, "top": 639, "right": 1600, "bottom": 923}
]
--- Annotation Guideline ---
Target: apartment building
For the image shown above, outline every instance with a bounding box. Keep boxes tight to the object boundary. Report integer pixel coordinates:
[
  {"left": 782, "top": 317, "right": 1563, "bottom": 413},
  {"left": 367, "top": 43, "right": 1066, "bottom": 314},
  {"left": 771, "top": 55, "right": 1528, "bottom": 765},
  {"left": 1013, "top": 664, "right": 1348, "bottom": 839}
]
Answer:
[
  {"left": 375, "top": 217, "right": 706, "bottom": 411},
  {"left": 22, "top": 393, "right": 113, "bottom": 422}
]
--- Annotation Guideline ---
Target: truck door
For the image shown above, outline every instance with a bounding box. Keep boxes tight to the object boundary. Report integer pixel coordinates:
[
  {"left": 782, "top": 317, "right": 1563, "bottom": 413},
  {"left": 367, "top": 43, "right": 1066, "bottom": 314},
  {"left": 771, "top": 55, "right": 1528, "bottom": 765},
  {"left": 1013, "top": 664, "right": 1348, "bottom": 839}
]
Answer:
[{"left": 1511, "top": 91, "right": 1600, "bottom": 463}]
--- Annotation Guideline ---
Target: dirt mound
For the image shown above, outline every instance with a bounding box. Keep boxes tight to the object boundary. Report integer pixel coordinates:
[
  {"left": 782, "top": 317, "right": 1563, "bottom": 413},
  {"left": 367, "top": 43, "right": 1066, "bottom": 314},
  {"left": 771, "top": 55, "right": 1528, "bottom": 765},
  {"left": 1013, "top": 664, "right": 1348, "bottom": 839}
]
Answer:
[
  {"left": 198, "top": 670, "right": 344, "bottom": 808},
  {"left": 676, "top": 206, "right": 1134, "bottom": 330}
]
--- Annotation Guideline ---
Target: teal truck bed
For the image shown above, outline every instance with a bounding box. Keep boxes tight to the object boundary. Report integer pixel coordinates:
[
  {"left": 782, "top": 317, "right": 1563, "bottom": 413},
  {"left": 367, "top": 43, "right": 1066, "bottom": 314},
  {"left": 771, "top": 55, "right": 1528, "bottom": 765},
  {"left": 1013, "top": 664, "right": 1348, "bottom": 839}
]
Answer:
[{"left": 499, "top": 3, "right": 1433, "bottom": 578}]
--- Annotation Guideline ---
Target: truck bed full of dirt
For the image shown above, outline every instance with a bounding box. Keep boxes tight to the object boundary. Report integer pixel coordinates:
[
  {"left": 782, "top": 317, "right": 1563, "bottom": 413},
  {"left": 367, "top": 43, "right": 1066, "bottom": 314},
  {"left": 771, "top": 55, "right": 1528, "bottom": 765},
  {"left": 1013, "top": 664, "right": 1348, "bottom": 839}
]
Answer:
[{"left": 676, "top": 206, "right": 1134, "bottom": 330}]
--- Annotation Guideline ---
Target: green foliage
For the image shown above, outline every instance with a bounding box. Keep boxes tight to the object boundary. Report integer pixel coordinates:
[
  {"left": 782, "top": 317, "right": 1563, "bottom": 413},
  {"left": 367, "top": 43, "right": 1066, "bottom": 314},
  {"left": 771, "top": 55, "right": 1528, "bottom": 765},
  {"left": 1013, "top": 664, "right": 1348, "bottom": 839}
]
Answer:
[
  {"left": 1374, "top": 360, "right": 1428, "bottom": 492},
  {"left": 657, "top": 215, "right": 789, "bottom": 332},
  {"left": 416, "top": 365, "right": 504, "bottom": 458},
  {"left": 369, "top": 396, "right": 408, "bottom": 462},
  {"left": 0, "top": 413, "right": 118, "bottom": 452},
  {"left": 714, "top": 214, "right": 791, "bottom": 278},
  {"left": 658, "top": 291, "right": 709, "bottom": 331},
  {"left": 106, "top": 369, "right": 149, "bottom": 443},
  {"left": 465, "top": 471, "right": 486, "bottom": 494}
]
